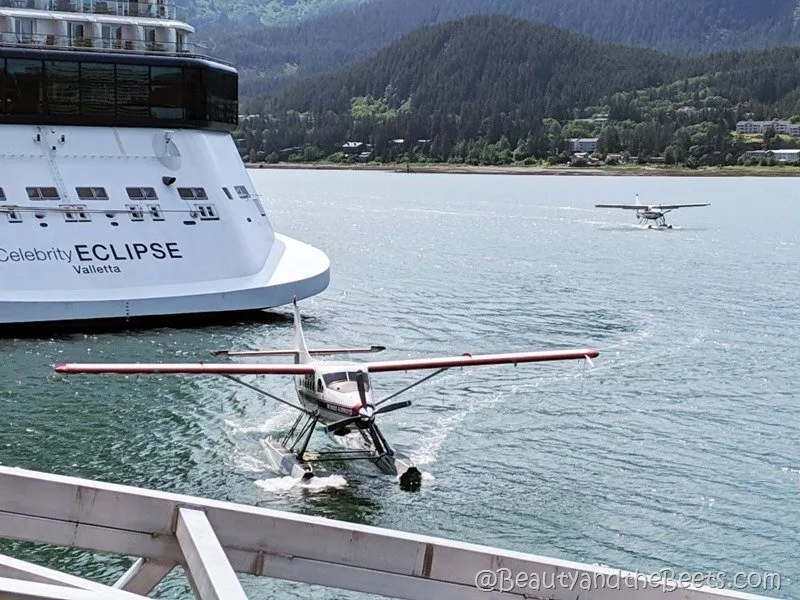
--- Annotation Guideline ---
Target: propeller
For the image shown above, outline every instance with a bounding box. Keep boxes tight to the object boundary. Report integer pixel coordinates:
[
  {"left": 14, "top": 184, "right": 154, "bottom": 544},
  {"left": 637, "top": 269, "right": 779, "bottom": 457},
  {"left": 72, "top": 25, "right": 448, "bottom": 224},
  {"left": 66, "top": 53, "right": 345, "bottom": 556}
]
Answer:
[
  {"left": 323, "top": 372, "right": 412, "bottom": 434},
  {"left": 356, "top": 370, "right": 368, "bottom": 407}
]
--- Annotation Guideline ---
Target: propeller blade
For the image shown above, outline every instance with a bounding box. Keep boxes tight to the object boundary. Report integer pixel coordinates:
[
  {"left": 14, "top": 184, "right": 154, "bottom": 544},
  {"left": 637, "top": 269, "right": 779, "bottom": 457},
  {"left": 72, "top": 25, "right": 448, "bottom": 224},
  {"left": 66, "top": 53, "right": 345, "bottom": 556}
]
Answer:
[
  {"left": 374, "top": 400, "right": 412, "bottom": 415},
  {"left": 356, "top": 370, "right": 368, "bottom": 407},
  {"left": 323, "top": 415, "right": 361, "bottom": 434}
]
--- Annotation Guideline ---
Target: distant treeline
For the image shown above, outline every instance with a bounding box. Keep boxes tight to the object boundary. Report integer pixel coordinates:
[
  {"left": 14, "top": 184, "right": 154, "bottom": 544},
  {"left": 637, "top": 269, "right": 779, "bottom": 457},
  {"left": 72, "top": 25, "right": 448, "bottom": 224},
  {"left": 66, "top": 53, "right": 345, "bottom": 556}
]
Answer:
[{"left": 232, "top": 16, "right": 800, "bottom": 167}]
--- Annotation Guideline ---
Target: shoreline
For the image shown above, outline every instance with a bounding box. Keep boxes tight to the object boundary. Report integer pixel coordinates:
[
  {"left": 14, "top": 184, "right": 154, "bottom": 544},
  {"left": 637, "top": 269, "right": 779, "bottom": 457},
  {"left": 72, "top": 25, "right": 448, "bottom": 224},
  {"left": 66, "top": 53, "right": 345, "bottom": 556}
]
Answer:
[{"left": 244, "top": 162, "right": 800, "bottom": 177}]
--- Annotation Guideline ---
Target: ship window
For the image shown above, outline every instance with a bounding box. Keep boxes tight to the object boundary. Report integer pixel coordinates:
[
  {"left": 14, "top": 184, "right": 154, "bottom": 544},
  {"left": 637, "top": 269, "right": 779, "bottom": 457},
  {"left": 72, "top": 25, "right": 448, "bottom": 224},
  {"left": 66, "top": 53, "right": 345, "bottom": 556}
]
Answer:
[
  {"left": 222, "top": 187, "right": 233, "bottom": 200},
  {"left": 234, "top": 185, "right": 250, "bottom": 198},
  {"left": 182, "top": 67, "right": 204, "bottom": 121},
  {"left": 150, "top": 66, "right": 183, "bottom": 119},
  {"left": 0, "top": 59, "right": 237, "bottom": 129},
  {"left": 27, "top": 186, "right": 60, "bottom": 200},
  {"left": 117, "top": 64, "right": 150, "bottom": 117},
  {"left": 45, "top": 61, "right": 80, "bottom": 116},
  {"left": 6, "top": 59, "right": 42, "bottom": 115},
  {"left": 68, "top": 22, "right": 87, "bottom": 47},
  {"left": 126, "top": 187, "right": 158, "bottom": 200},
  {"left": 15, "top": 19, "right": 34, "bottom": 43},
  {"left": 126, "top": 203, "right": 144, "bottom": 221},
  {"left": 5, "top": 209, "right": 22, "bottom": 223},
  {"left": 147, "top": 203, "right": 164, "bottom": 221},
  {"left": 194, "top": 203, "right": 219, "bottom": 220},
  {"left": 205, "top": 68, "right": 237, "bottom": 125},
  {"left": 76, "top": 187, "right": 108, "bottom": 200},
  {"left": 177, "top": 187, "right": 207, "bottom": 199},
  {"left": 80, "top": 62, "right": 116, "bottom": 116}
]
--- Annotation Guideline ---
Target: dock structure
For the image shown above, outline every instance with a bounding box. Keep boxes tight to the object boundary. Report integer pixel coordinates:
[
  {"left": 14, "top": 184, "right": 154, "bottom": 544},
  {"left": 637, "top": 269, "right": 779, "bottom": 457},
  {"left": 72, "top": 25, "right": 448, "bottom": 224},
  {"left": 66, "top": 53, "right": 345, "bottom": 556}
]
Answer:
[{"left": 0, "top": 466, "right": 775, "bottom": 600}]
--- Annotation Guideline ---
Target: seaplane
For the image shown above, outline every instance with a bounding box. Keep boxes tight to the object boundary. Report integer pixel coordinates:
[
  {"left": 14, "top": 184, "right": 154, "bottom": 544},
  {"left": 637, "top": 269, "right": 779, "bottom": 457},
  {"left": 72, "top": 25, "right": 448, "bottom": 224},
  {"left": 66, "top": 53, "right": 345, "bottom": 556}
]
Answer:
[
  {"left": 53, "top": 301, "right": 599, "bottom": 490},
  {"left": 596, "top": 194, "right": 710, "bottom": 229}
]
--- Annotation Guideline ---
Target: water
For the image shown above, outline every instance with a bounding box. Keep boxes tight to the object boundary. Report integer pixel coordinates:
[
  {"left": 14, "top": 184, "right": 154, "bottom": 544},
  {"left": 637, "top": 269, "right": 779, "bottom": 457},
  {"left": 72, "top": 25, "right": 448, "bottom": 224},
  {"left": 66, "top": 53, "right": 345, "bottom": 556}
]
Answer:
[{"left": 0, "top": 171, "right": 797, "bottom": 598}]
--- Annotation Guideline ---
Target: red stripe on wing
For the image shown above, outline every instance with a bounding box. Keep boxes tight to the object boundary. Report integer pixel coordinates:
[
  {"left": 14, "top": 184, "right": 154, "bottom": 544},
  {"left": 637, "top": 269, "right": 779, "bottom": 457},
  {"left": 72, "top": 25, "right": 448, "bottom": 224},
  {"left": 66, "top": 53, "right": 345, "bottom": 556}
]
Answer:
[
  {"left": 363, "top": 348, "right": 599, "bottom": 373},
  {"left": 52, "top": 363, "right": 315, "bottom": 375}
]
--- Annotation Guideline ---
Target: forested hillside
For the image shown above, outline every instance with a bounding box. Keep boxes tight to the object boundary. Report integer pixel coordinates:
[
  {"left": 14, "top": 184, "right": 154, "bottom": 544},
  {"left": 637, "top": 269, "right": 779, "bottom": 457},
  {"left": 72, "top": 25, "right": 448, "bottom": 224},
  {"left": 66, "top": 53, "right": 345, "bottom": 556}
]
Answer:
[
  {"left": 234, "top": 15, "right": 800, "bottom": 168},
  {"left": 201, "top": 0, "right": 800, "bottom": 100},
  {"left": 188, "top": 0, "right": 369, "bottom": 27}
]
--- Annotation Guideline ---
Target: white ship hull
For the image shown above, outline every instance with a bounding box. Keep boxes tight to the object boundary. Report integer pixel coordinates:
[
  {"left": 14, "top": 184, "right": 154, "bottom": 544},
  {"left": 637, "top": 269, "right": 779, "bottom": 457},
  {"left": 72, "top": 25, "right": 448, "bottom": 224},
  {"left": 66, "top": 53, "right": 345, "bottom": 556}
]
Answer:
[{"left": 0, "top": 125, "right": 330, "bottom": 326}]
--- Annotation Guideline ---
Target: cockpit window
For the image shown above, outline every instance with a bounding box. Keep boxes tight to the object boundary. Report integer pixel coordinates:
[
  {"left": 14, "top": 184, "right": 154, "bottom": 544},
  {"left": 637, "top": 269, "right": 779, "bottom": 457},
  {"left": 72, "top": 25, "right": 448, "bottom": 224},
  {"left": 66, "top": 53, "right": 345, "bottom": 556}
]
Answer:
[{"left": 322, "top": 371, "right": 370, "bottom": 391}]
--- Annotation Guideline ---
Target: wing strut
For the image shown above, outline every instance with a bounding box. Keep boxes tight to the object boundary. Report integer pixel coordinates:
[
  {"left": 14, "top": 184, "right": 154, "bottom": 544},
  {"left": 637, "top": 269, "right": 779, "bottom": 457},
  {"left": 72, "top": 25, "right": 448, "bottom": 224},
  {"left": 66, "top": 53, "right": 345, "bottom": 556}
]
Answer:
[
  {"left": 220, "top": 375, "right": 311, "bottom": 415},
  {"left": 375, "top": 367, "right": 449, "bottom": 406}
]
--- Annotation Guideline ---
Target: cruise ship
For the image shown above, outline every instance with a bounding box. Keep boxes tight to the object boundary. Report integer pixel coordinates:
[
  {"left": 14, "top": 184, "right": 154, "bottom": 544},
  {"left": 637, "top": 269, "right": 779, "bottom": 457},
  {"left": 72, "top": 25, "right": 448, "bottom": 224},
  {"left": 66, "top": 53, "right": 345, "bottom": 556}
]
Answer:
[{"left": 0, "top": 0, "right": 330, "bottom": 328}]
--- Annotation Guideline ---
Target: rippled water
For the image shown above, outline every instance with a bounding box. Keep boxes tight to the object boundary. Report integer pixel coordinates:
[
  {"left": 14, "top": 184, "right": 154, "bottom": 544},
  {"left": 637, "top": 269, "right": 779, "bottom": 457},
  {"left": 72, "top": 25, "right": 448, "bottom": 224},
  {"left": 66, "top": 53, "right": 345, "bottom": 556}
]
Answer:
[{"left": 0, "top": 171, "right": 797, "bottom": 598}]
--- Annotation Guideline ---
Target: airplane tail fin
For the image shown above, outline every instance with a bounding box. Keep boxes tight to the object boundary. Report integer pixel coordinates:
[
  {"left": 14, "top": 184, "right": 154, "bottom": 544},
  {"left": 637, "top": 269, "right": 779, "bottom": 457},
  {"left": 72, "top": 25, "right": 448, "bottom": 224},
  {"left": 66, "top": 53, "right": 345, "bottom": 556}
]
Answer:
[{"left": 292, "top": 297, "right": 312, "bottom": 364}]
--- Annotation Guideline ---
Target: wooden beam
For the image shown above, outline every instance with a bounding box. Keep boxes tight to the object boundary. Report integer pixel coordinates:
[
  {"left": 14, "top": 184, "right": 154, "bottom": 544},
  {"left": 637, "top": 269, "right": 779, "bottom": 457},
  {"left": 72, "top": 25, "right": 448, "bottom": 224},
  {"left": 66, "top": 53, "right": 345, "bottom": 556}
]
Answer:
[
  {"left": 112, "top": 558, "right": 175, "bottom": 595},
  {"left": 175, "top": 508, "right": 248, "bottom": 600}
]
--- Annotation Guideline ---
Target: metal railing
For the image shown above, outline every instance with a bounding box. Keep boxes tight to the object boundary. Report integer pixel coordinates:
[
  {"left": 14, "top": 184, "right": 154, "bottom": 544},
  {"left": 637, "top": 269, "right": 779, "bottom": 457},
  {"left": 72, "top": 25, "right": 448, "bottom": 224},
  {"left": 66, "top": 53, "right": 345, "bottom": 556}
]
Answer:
[
  {"left": 0, "top": 0, "right": 188, "bottom": 22},
  {"left": 0, "top": 466, "right": 776, "bottom": 600},
  {"left": 0, "top": 31, "right": 211, "bottom": 58}
]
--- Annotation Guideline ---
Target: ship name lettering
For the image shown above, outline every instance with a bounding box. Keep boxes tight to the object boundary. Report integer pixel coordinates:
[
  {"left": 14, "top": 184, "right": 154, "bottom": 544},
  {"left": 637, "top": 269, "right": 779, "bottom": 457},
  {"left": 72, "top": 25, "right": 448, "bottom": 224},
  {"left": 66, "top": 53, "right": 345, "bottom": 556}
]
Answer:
[
  {"left": 74, "top": 242, "right": 183, "bottom": 262},
  {"left": 0, "top": 247, "right": 72, "bottom": 263}
]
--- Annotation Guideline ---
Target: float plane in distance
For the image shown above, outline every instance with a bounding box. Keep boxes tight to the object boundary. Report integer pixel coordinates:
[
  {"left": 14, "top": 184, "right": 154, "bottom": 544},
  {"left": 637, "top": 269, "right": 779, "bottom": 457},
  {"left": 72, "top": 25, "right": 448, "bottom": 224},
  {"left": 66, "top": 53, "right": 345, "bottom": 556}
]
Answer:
[
  {"left": 53, "top": 301, "right": 599, "bottom": 490},
  {"left": 596, "top": 194, "right": 709, "bottom": 229}
]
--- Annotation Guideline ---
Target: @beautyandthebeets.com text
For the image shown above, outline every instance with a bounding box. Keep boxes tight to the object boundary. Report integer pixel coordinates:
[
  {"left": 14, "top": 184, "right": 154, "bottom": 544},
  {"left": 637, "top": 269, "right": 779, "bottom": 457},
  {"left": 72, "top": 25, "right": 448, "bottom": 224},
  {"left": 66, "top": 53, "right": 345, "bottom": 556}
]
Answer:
[{"left": 473, "top": 567, "right": 782, "bottom": 594}]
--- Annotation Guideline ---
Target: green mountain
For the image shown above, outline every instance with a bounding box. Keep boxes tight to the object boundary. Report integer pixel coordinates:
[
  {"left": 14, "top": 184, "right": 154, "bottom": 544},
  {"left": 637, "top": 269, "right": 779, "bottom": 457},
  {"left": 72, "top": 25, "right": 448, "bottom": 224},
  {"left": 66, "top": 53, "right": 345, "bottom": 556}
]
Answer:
[
  {"left": 188, "top": 0, "right": 370, "bottom": 27},
  {"left": 200, "top": 0, "right": 800, "bottom": 99},
  {"left": 235, "top": 15, "right": 800, "bottom": 166}
]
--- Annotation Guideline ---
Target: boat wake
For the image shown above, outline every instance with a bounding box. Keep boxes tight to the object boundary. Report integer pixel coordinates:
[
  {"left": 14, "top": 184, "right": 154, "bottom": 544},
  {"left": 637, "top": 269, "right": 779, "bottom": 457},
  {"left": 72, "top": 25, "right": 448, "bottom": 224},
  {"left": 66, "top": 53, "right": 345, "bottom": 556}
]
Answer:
[{"left": 254, "top": 474, "right": 348, "bottom": 494}]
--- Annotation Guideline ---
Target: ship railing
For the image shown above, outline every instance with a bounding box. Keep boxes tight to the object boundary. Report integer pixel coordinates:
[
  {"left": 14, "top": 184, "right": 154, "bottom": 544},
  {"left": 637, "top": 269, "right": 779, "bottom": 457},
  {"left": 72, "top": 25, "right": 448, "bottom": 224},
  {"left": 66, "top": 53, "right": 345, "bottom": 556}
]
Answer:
[
  {"left": 0, "top": 0, "right": 188, "bottom": 22},
  {"left": 0, "top": 465, "right": 776, "bottom": 600},
  {"left": 0, "top": 31, "right": 216, "bottom": 59}
]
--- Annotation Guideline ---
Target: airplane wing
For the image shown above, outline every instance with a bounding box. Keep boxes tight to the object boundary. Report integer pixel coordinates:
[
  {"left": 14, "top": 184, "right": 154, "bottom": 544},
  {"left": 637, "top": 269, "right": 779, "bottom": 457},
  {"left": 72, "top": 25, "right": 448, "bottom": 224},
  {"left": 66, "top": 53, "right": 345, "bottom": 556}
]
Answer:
[
  {"left": 52, "top": 362, "right": 315, "bottom": 375},
  {"left": 53, "top": 348, "right": 599, "bottom": 375},
  {"left": 594, "top": 204, "right": 643, "bottom": 210},
  {"left": 653, "top": 203, "right": 710, "bottom": 209},
  {"left": 362, "top": 348, "right": 598, "bottom": 373}
]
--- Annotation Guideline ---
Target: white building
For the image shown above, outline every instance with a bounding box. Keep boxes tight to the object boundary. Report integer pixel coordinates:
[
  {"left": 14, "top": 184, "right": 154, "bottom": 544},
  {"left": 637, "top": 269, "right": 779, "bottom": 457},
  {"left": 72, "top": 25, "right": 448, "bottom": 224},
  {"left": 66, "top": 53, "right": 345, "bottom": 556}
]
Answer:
[
  {"left": 568, "top": 137, "right": 599, "bottom": 153},
  {"left": 743, "top": 149, "right": 800, "bottom": 164},
  {"left": 736, "top": 120, "right": 800, "bottom": 136}
]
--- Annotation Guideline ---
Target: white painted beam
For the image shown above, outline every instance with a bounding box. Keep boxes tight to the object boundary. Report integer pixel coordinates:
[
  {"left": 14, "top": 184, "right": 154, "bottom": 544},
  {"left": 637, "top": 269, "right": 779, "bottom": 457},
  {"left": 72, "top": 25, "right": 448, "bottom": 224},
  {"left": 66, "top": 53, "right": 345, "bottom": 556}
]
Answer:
[
  {"left": 0, "top": 576, "right": 116, "bottom": 600},
  {"left": 0, "top": 554, "right": 146, "bottom": 599},
  {"left": 175, "top": 507, "right": 248, "bottom": 600},
  {"left": 113, "top": 558, "right": 175, "bottom": 595},
  {"left": 0, "top": 467, "right": 773, "bottom": 600}
]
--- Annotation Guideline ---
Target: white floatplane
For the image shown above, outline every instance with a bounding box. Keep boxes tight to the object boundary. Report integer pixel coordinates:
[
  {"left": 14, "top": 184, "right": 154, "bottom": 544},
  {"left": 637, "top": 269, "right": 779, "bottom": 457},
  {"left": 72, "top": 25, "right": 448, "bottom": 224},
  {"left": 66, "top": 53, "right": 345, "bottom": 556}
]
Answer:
[
  {"left": 596, "top": 194, "right": 710, "bottom": 229},
  {"left": 53, "top": 302, "right": 599, "bottom": 489}
]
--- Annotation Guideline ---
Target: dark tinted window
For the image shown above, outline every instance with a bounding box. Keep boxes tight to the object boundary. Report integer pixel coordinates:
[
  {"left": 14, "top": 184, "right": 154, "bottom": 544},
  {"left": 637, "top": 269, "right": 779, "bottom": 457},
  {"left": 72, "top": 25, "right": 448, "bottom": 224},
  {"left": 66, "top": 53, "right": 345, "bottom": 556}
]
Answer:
[
  {"left": 45, "top": 60, "right": 80, "bottom": 115},
  {"left": 76, "top": 186, "right": 108, "bottom": 200},
  {"left": 150, "top": 66, "right": 183, "bottom": 119},
  {"left": 116, "top": 64, "right": 149, "bottom": 117},
  {"left": 183, "top": 67, "right": 203, "bottom": 121},
  {"left": 81, "top": 62, "right": 115, "bottom": 116},
  {"left": 27, "top": 186, "right": 60, "bottom": 200},
  {"left": 0, "top": 58, "right": 236, "bottom": 127},
  {"left": 7, "top": 59, "right": 42, "bottom": 115},
  {"left": 205, "top": 68, "right": 237, "bottom": 125}
]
